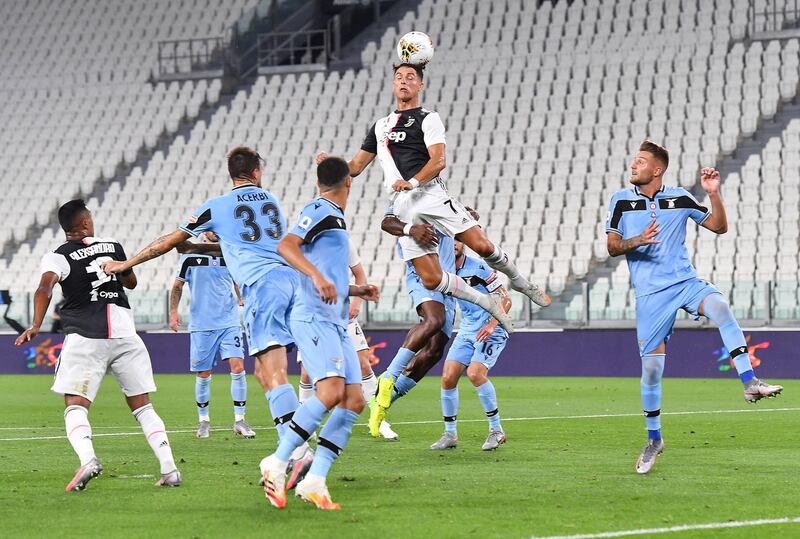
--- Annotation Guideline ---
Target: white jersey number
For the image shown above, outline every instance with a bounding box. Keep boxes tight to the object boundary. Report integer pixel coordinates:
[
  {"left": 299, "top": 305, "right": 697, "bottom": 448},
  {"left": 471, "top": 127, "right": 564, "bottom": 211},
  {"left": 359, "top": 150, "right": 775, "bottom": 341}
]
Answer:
[{"left": 85, "top": 257, "right": 116, "bottom": 301}]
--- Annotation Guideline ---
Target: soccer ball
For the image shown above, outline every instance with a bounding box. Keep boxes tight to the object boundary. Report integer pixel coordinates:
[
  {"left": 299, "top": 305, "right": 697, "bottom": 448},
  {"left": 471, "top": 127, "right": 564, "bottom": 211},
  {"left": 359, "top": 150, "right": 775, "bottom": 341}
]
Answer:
[{"left": 397, "top": 31, "right": 434, "bottom": 66}]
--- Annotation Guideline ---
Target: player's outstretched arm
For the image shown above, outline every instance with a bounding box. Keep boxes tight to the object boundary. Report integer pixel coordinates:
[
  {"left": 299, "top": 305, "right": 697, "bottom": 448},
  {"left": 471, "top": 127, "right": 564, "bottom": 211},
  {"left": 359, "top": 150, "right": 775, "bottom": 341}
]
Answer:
[
  {"left": 381, "top": 215, "right": 439, "bottom": 247},
  {"left": 699, "top": 167, "right": 728, "bottom": 234},
  {"left": 176, "top": 241, "right": 222, "bottom": 256},
  {"left": 277, "top": 233, "right": 338, "bottom": 304},
  {"left": 316, "top": 150, "right": 375, "bottom": 178},
  {"left": 607, "top": 220, "right": 660, "bottom": 257},
  {"left": 349, "top": 283, "right": 380, "bottom": 302},
  {"left": 14, "top": 272, "right": 59, "bottom": 345},
  {"left": 102, "top": 230, "right": 191, "bottom": 275},
  {"left": 168, "top": 279, "right": 184, "bottom": 332},
  {"left": 118, "top": 268, "right": 137, "bottom": 290}
]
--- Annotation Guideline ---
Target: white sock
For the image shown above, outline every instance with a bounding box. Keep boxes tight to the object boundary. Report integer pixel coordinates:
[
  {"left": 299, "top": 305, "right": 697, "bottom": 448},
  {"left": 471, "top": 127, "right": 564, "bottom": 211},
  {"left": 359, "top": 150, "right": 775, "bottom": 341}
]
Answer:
[
  {"left": 361, "top": 372, "right": 377, "bottom": 401},
  {"left": 298, "top": 382, "right": 314, "bottom": 404},
  {"left": 133, "top": 403, "right": 176, "bottom": 474},
  {"left": 435, "top": 272, "right": 492, "bottom": 310},
  {"left": 64, "top": 405, "right": 96, "bottom": 466},
  {"left": 484, "top": 244, "right": 525, "bottom": 287}
]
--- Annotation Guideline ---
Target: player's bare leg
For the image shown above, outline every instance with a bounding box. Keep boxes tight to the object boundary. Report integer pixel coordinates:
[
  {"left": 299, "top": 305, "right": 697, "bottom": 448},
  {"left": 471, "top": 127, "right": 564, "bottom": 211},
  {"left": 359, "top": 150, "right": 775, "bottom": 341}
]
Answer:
[
  {"left": 411, "top": 253, "right": 513, "bottom": 333},
  {"left": 455, "top": 225, "right": 551, "bottom": 307},
  {"left": 126, "top": 394, "right": 180, "bottom": 486}
]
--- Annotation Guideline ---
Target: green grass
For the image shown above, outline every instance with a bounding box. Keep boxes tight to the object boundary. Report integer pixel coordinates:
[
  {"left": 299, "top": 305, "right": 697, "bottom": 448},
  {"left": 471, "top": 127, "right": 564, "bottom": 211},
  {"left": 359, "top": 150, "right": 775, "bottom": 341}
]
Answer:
[{"left": 0, "top": 375, "right": 797, "bottom": 538}]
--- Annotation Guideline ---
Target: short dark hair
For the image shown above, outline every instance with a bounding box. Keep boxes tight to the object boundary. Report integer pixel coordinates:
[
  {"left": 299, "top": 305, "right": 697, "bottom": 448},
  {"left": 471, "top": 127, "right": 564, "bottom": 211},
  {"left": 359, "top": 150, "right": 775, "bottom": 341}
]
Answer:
[
  {"left": 639, "top": 140, "right": 669, "bottom": 170},
  {"left": 393, "top": 62, "right": 425, "bottom": 80},
  {"left": 227, "top": 146, "right": 263, "bottom": 180},
  {"left": 58, "top": 199, "right": 89, "bottom": 232},
  {"left": 317, "top": 156, "right": 350, "bottom": 188}
]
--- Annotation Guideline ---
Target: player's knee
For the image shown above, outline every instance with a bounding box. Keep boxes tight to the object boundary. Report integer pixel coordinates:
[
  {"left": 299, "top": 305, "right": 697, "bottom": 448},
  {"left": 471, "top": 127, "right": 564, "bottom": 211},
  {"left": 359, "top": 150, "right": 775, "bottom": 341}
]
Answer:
[
  {"left": 345, "top": 393, "right": 365, "bottom": 414},
  {"left": 420, "top": 315, "right": 445, "bottom": 338},
  {"left": 441, "top": 370, "right": 459, "bottom": 389},
  {"left": 197, "top": 370, "right": 212, "bottom": 378},
  {"left": 420, "top": 272, "right": 442, "bottom": 290},
  {"left": 229, "top": 361, "right": 244, "bottom": 374},
  {"left": 470, "top": 238, "right": 494, "bottom": 258},
  {"left": 640, "top": 354, "right": 665, "bottom": 386},
  {"left": 466, "top": 364, "right": 488, "bottom": 386}
]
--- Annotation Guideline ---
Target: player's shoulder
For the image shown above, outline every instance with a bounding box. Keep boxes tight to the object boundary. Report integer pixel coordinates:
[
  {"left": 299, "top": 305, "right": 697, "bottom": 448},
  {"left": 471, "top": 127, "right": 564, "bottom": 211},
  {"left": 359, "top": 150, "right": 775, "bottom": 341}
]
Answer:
[
  {"left": 299, "top": 197, "right": 340, "bottom": 218},
  {"left": 659, "top": 185, "right": 690, "bottom": 197},
  {"left": 609, "top": 188, "right": 638, "bottom": 203}
]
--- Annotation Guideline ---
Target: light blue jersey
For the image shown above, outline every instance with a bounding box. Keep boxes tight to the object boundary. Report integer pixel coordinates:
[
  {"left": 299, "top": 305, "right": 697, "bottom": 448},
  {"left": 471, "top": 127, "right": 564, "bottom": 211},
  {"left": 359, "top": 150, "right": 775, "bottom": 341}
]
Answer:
[
  {"left": 175, "top": 254, "right": 239, "bottom": 332},
  {"left": 288, "top": 197, "right": 351, "bottom": 327},
  {"left": 179, "top": 184, "right": 289, "bottom": 286},
  {"left": 455, "top": 254, "right": 505, "bottom": 335},
  {"left": 605, "top": 185, "right": 710, "bottom": 297}
]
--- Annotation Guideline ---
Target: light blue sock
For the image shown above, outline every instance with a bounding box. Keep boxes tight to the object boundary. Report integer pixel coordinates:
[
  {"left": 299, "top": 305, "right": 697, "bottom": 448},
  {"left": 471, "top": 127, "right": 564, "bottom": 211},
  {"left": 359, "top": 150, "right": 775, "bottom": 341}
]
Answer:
[
  {"left": 230, "top": 372, "right": 247, "bottom": 418},
  {"left": 475, "top": 380, "right": 501, "bottom": 431},
  {"left": 267, "top": 383, "right": 299, "bottom": 439},
  {"left": 195, "top": 375, "right": 211, "bottom": 420},
  {"left": 702, "top": 293, "right": 754, "bottom": 383},
  {"left": 276, "top": 395, "right": 328, "bottom": 462},
  {"left": 441, "top": 387, "right": 459, "bottom": 433},
  {"left": 391, "top": 374, "right": 417, "bottom": 403},
  {"left": 309, "top": 407, "right": 359, "bottom": 478},
  {"left": 641, "top": 353, "right": 665, "bottom": 441},
  {"left": 385, "top": 347, "right": 415, "bottom": 379}
]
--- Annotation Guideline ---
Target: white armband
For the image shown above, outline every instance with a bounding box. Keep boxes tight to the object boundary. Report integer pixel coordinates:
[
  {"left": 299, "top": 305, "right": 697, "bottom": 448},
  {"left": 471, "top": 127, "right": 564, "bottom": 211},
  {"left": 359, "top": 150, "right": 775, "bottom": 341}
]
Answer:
[
  {"left": 402, "top": 223, "right": 413, "bottom": 236},
  {"left": 408, "top": 178, "right": 420, "bottom": 189}
]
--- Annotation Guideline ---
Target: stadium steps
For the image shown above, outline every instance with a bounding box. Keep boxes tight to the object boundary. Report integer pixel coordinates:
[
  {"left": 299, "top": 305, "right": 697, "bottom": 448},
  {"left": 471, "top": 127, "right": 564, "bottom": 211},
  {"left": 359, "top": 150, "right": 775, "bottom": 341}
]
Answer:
[
  {"left": 327, "top": 0, "right": 423, "bottom": 72},
  {"left": 716, "top": 100, "right": 800, "bottom": 184}
]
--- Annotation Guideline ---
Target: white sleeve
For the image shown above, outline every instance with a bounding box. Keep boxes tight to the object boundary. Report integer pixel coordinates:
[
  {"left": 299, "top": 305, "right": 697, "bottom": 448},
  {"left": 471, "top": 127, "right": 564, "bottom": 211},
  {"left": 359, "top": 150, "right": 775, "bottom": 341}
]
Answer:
[
  {"left": 422, "top": 112, "right": 446, "bottom": 147},
  {"left": 40, "top": 252, "right": 70, "bottom": 281},
  {"left": 348, "top": 239, "right": 361, "bottom": 268}
]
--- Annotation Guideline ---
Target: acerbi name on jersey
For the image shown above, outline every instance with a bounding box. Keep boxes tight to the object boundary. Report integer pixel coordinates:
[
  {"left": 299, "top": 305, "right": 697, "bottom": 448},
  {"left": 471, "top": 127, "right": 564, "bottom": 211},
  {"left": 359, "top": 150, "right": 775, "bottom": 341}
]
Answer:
[{"left": 236, "top": 191, "right": 269, "bottom": 203}]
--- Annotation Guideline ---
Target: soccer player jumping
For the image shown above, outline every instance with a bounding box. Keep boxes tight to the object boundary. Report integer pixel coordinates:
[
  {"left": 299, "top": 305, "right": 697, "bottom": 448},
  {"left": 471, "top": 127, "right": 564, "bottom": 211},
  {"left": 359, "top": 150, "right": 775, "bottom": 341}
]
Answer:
[
  {"left": 317, "top": 63, "right": 551, "bottom": 335},
  {"left": 606, "top": 140, "right": 783, "bottom": 475}
]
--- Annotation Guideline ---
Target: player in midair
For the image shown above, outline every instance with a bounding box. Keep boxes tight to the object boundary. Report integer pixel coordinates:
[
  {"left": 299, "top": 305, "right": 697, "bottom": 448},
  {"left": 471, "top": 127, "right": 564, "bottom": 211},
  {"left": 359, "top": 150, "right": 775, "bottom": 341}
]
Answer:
[
  {"left": 15, "top": 199, "right": 181, "bottom": 491},
  {"left": 606, "top": 141, "right": 784, "bottom": 475},
  {"left": 103, "top": 147, "right": 303, "bottom": 452},
  {"left": 317, "top": 63, "right": 551, "bottom": 336},
  {"left": 367, "top": 214, "right": 458, "bottom": 435},
  {"left": 430, "top": 239, "right": 511, "bottom": 451},
  {"left": 169, "top": 232, "right": 255, "bottom": 439},
  {"left": 260, "top": 156, "right": 379, "bottom": 510}
]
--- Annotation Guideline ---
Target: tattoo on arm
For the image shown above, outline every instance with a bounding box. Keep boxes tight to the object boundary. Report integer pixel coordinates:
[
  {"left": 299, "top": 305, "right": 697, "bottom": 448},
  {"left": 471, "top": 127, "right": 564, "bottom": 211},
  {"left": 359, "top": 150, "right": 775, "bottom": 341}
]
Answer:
[
  {"left": 169, "top": 283, "right": 183, "bottom": 313},
  {"left": 608, "top": 236, "right": 641, "bottom": 257}
]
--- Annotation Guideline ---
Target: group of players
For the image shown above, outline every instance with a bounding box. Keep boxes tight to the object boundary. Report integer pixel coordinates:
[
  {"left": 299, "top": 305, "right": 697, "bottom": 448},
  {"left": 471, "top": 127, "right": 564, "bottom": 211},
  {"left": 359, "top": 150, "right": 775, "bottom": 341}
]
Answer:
[{"left": 15, "top": 61, "right": 783, "bottom": 508}]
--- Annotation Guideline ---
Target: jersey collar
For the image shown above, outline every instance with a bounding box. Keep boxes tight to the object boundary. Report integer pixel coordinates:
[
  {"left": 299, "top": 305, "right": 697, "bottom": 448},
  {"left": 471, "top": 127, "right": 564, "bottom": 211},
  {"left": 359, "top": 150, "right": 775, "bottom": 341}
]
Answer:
[
  {"left": 231, "top": 183, "right": 257, "bottom": 191},
  {"left": 317, "top": 196, "right": 344, "bottom": 213},
  {"left": 634, "top": 185, "right": 665, "bottom": 201}
]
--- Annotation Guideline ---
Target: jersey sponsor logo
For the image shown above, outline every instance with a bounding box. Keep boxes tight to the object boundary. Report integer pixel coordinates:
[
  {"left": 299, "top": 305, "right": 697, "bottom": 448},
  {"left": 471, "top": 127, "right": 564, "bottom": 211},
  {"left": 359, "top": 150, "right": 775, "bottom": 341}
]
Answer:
[
  {"left": 387, "top": 131, "right": 407, "bottom": 142},
  {"left": 90, "top": 290, "right": 120, "bottom": 302},
  {"left": 68, "top": 242, "right": 115, "bottom": 260}
]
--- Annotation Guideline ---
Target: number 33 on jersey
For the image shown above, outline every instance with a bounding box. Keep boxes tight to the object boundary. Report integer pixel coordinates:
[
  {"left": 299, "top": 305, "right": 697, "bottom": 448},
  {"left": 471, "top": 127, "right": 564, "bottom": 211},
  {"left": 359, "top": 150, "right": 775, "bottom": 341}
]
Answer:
[{"left": 180, "top": 184, "right": 289, "bottom": 287}]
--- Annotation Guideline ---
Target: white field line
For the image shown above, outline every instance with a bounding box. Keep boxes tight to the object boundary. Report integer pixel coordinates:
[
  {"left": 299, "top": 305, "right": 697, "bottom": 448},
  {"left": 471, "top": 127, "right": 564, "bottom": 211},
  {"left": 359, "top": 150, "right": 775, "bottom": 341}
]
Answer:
[
  {"left": 1, "top": 406, "right": 797, "bottom": 442},
  {"left": 531, "top": 516, "right": 800, "bottom": 539}
]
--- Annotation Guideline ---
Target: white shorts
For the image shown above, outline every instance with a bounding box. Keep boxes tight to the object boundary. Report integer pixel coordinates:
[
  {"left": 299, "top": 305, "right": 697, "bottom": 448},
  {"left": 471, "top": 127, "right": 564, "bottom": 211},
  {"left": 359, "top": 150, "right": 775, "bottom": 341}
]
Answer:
[
  {"left": 347, "top": 318, "right": 369, "bottom": 352},
  {"left": 51, "top": 334, "right": 157, "bottom": 402},
  {"left": 297, "top": 317, "right": 369, "bottom": 365},
  {"left": 392, "top": 180, "right": 477, "bottom": 261}
]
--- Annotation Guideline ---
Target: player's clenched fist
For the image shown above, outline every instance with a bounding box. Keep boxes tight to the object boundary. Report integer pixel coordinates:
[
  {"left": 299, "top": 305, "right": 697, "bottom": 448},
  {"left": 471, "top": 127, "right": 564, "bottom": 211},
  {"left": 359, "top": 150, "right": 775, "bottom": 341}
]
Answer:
[
  {"left": 102, "top": 259, "right": 127, "bottom": 275},
  {"left": 312, "top": 274, "right": 338, "bottom": 304},
  {"left": 700, "top": 167, "right": 721, "bottom": 195},
  {"left": 315, "top": 152, "right": 329, "bottom": 165},
  {"left": 352, "top": 284, "right": 380, "bottom": 302},
  {"left": 410, "top": 224, "right": 439, "bottom": 248}
]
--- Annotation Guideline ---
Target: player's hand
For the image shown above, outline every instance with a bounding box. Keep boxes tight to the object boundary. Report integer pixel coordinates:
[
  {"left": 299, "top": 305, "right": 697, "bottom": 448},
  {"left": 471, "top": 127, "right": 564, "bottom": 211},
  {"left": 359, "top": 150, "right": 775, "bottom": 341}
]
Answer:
[
  {"left": 315, "top": 152, "right": 329, "bottom": 165},
  {"left": 14, "top": 325, "right": 40, "bottom": 346},
  {"left": 102, "top": 260, "right": 128, "bottom": 275},
  {"left": 475, "top": 322, "right": 496, "bottom": 343},
  {"left": 168, "top": 312, "right": 181, "bottom": 332},
  {"left": 410, "top": 224, "right": 439, "bottom": 248},
  {"left": 392, "top": 179, "right": 415, "bottom": 192},
  {"left": 313, "top": 274, "right": 338, "bottom": 304},
  {"left": 349, "top": 298, "right": 362, "bottom": 319},
  {"left": 700, "top": 167, "right": 721, "bottom": 195},
  {"left": 465, "top": 206, "right": 480, "bottom": 221},
  {"left": 637, "top": 220, "right": 661, "bottom": 247},
  {"left": 355, "top": 284, "right": 380, "bottom": 302}
]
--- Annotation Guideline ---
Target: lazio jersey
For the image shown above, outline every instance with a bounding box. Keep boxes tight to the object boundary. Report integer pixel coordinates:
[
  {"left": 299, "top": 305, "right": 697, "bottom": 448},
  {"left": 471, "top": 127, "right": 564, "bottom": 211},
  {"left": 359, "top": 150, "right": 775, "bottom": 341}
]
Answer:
[
  {"left": 288, "top": 197, "right": 351, "bottom": 327},
  {"left": 175, "top": 254, "right": 239, "bottom": 332},
  {"left": 455, "top": 254, "right": 504, "bottom": 335},
  {"left": 605, "top": 185, "right": 710, "bottom": 297},
  {"left": 179, "top": 184, "right": 289, "bottom": 287}
]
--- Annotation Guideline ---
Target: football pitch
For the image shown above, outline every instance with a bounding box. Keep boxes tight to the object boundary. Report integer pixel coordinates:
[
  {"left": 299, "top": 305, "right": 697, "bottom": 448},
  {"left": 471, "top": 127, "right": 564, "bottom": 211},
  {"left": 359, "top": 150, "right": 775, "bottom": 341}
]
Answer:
[{"left": 1, "top": 374, "right": 797, "bottom": 539}]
